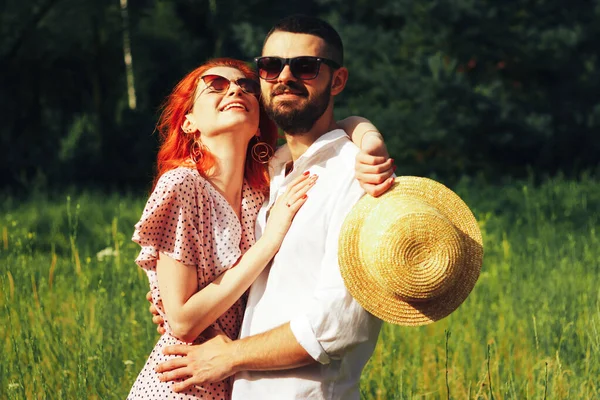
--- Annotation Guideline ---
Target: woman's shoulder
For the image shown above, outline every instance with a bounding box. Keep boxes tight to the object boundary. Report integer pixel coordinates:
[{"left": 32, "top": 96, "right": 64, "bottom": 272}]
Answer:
[
  {"left": 149, "top": 167, "right": 214, "bottom": 209},
  {"left": 155, "top": 166, "right": 207, "bottom": 192}
]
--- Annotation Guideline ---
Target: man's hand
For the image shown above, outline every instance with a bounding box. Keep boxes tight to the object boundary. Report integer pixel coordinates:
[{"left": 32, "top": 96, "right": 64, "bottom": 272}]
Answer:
[
  {"left": 356, "top": 132, "right": 395, "bottom": 197},
  {"left": 147, "top": 291, "right": 166, "bottom": 335},
  {"left": 155, "top": 330, "right": 235, "bottom": 392}
]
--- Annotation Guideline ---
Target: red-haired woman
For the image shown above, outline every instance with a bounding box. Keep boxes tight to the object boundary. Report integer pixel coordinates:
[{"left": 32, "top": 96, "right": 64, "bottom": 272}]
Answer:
[
  {"left": 127, "top": 58, "right": 316, "bottom": 399},
  {"left": 127, "top": 58, "right": 391, "bottom": 399}
]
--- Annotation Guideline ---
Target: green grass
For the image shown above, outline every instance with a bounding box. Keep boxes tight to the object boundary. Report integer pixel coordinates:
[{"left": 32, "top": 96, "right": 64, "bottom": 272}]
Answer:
[{"left": 1, "top": 176, "right": 599, "bottom": 399}]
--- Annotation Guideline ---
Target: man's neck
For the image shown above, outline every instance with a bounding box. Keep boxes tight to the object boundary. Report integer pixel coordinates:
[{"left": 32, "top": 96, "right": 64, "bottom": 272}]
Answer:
[{"left": 284, "top": 109, "right": 339, "bottom": 162}]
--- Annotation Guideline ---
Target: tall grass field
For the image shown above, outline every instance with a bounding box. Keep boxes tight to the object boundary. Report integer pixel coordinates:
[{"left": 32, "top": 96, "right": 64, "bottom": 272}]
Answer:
[{"left": 1, "top": 176, "right": 599, "bottom": 399}]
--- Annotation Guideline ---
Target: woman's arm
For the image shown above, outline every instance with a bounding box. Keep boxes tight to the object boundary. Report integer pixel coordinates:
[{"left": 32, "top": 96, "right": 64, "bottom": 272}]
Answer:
[
  {"left": 338, "top": 116, "right": 395, "bottom": 197},
  {"left": 157, "top": 236, "right": 280, "bottom": 342},
  {"left": 158, "top": 173, "right": 317, "bottom": 343}
]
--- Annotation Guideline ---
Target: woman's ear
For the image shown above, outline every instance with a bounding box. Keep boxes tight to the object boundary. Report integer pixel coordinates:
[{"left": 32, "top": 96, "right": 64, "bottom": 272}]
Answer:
[
  {"left": 182, "top": 116, "right": 197, "bottom": 134},
  {"left": 331, "top": 67, "right": 349, "bottom": 96}
]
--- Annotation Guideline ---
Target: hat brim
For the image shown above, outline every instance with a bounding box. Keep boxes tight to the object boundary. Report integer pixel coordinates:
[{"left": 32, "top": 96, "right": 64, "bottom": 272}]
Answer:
[{"left": 339, "top": 176, "right": 483, "bottom": 326}]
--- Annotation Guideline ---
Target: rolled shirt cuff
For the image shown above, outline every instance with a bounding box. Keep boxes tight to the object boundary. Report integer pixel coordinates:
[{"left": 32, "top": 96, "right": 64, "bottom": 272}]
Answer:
[{"left": 289, "top": 315, "right": 331, "bottom": 365}]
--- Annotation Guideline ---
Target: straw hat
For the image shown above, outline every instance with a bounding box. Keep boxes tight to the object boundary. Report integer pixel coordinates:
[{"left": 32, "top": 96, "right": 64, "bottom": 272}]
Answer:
[{"left": 339, "top": 176, "right": 483, "bottom": 326}]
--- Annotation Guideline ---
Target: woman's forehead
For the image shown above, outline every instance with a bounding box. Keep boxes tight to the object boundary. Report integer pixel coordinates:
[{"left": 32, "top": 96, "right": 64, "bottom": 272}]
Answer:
[{"left": 202, "top": 66, "right": 246, "bottom": 80}]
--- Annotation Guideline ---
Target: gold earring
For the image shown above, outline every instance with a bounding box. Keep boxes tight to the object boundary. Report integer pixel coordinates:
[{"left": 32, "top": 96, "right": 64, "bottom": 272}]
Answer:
[
  {"left": 190, "top": 136, "right": 206, "bottom": 164},
  {"left": 251, "top": 134, "right": 274, "bottom": 164}
]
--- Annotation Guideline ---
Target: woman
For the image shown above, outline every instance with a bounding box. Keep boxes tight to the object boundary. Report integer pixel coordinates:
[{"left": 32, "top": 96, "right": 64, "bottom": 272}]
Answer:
[{"left": 128, "top": 58, "right": 391, "bottom": 399}]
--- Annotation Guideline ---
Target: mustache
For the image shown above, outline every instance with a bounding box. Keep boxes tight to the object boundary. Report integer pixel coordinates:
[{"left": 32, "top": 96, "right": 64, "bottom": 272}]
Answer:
[{"left": 271, "top": 83, "right": 308, "bottom": 97}]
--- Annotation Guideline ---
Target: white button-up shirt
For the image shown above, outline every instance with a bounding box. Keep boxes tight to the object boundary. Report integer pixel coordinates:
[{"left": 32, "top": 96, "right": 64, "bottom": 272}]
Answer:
[{"left": 232, "top": 129, "right": 383, "bottom": 400}]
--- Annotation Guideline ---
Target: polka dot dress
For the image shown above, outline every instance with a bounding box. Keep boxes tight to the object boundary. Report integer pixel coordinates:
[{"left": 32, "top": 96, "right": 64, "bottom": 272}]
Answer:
[{"left": 128, "top": 167, "right": 263, "bottom": 399}]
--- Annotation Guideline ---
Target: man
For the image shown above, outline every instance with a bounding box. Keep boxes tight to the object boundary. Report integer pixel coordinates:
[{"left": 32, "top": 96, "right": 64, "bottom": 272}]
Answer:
[{"left": 154, "top": 15, "right": 393, "bottom": 399}]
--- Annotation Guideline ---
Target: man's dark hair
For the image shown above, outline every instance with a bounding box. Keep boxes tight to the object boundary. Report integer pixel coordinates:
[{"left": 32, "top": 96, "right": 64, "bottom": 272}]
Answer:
[{"left": 263, "top": 15, "right": 344, "bottom": 65}]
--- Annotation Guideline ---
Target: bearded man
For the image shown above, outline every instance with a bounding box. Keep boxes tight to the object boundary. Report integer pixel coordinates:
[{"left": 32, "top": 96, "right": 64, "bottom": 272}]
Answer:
[{"left": 156, "top": 15, "right": 392, "bottom": 400}]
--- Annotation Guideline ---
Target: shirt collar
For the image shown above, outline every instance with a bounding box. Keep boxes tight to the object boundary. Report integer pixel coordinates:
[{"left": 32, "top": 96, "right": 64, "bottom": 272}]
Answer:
[{"left": 270, "top": 129, "right": 348, "bottom": 173}]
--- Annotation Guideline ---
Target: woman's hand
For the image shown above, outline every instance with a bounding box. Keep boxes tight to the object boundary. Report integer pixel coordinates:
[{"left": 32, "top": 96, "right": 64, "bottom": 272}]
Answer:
[
  {"left": 261, "top": 171, "right": 317, "bottom": 246},
  {"left": 147, "top": 291, "right": 166, "bottom": 335}
]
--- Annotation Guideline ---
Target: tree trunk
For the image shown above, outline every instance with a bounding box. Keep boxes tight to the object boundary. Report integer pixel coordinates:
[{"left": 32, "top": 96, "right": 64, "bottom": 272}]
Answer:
[{"left": 120, "top": 0, "right": 136, "bottom": 109}]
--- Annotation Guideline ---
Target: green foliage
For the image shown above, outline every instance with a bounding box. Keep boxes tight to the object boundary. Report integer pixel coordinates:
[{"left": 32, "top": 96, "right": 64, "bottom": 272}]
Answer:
[
  {"left": 1, "top": 0, "right": 599, "bottom": 190},
  {"left": 361, "top": 175, "right": 600, "bottom": 399},
  {"left": 329, "top": 0, "right": 600, "bottom": 178},
  {"left": 0, "top": 178, "right": 599, "bottom": 398}
]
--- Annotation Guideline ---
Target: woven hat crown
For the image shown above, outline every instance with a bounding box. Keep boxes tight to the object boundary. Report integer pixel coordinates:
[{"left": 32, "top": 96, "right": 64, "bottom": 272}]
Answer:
[
  {"left": 339, "top": 177, "right": 483, "bottom": 326},
  {"left": 360, "top": 196, "right": 464, "bottom": 301}
]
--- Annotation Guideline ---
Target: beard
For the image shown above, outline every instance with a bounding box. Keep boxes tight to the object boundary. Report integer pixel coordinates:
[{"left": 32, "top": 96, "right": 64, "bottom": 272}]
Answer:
[{"left": 263, "top": 80, "right": 331, "bottom": 135}]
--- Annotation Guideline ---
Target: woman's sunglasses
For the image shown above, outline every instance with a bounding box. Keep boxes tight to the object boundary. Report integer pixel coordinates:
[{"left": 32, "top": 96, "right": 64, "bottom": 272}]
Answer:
[
  {"left": 254, "top": 56, "right": 341, "bottom": 81},
  {"left": 199, "top": 74, "right": 261, "bottom": 97}
]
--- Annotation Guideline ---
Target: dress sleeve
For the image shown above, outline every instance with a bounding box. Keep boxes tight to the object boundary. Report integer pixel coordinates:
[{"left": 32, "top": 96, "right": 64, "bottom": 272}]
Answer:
[{"left": 132, "top": 170, "right": 206, "bottom": 270}]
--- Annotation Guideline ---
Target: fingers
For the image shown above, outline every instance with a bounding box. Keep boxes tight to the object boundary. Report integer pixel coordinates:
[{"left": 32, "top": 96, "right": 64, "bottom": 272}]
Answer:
[
  {"left": 356, "top": 156, "right": 394, "bottom": 174},
  {"left": 163, "top": 345, "right": 191, "bottom": 357},
  {"left": 146, "top": 291, "right": 153, "bottom": 302},
  {"left": 355, "top": 168, "right": 394, "bottom": 185},
  {"left": 149, "top": 302, "right": 165, "bottom": 333},
  {"left": 290, "top": 170, "right": 311, "bottom": 184},
  {"left": 356, "top": 151, "right": 391, "bottom": 166},
  {"left": 360, "top": 177, "right": 395, "bottom": 197},
  {"left": 149, "top": 303, "right": 160, "bottom": 316},
  {"left": 155, "top": 356, "right": 189, "bottom": 373},
  {"left": 355, "top": 150, "right": 395, "bottom": 191},
  {"left": 272, "top": 172, "right": 317, "bottom": 211},
  {"left": 173, "top": 377, "right": 199, "bottom": 393},
  {"left": 158, "top": 366, "right": 192, "bottom": 383},
  {"left": 284, "top": 175, "right": 317, "bottom": 206},
  {"left": 285, "top": 171, "right": 315, "bottom": 197},
  {"left": 286, "top": 191, "right": 309, "bottom": 213}
]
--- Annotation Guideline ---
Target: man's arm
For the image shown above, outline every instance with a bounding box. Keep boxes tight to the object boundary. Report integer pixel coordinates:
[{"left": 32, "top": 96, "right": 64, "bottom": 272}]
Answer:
[
  {"left": 156, "top": 153, "right": 381, "bottom": 392},
  {"left": 338, "top": 116, "right": 385, "bottom": 151},
  {"left": 338, "top": 116, "right": 395, "bottom": 197},
  {"left": 155, "top": 323, "right": 313, "bottom": 393},
  {"left": 230, "top": 322, "right": 313, "bottom": 371}
]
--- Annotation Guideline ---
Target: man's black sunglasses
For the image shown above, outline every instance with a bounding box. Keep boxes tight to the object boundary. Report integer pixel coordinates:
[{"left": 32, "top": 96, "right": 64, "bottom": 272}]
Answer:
[{"left": 254, "top": 56, "right": 341, "bottom": 81}]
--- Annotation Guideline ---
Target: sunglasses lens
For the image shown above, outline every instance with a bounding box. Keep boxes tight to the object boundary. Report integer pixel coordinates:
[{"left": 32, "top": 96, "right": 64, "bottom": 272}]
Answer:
[
  {"left": 257, "top": 57, "right": 283, "bottom": 80},
  {"left": 291, "top": 57, "right": 320, "bottom": 80},
  {"left": 203, "top": 75, "right": 230, "bottom": 92},
  {"left": 210, "top": 77, "right": 230, "bottom": 92},
  {"left": 237, "top": 78, "right": 260, "bottom": 96}
]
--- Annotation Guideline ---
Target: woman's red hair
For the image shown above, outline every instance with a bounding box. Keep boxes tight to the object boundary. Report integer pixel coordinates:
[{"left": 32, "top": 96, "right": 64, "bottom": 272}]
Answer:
[{"left": 154, "top": 58, "right": 278, "bottom": 193}]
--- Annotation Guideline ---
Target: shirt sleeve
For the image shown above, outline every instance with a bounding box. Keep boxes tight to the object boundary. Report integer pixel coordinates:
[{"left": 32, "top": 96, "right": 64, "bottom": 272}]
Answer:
[
  {"left": 289, "top": 169, "right": 382, "bottom": 364},
  {"left": 132, "top": 169, "right": 206, "bottom": 270}
]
